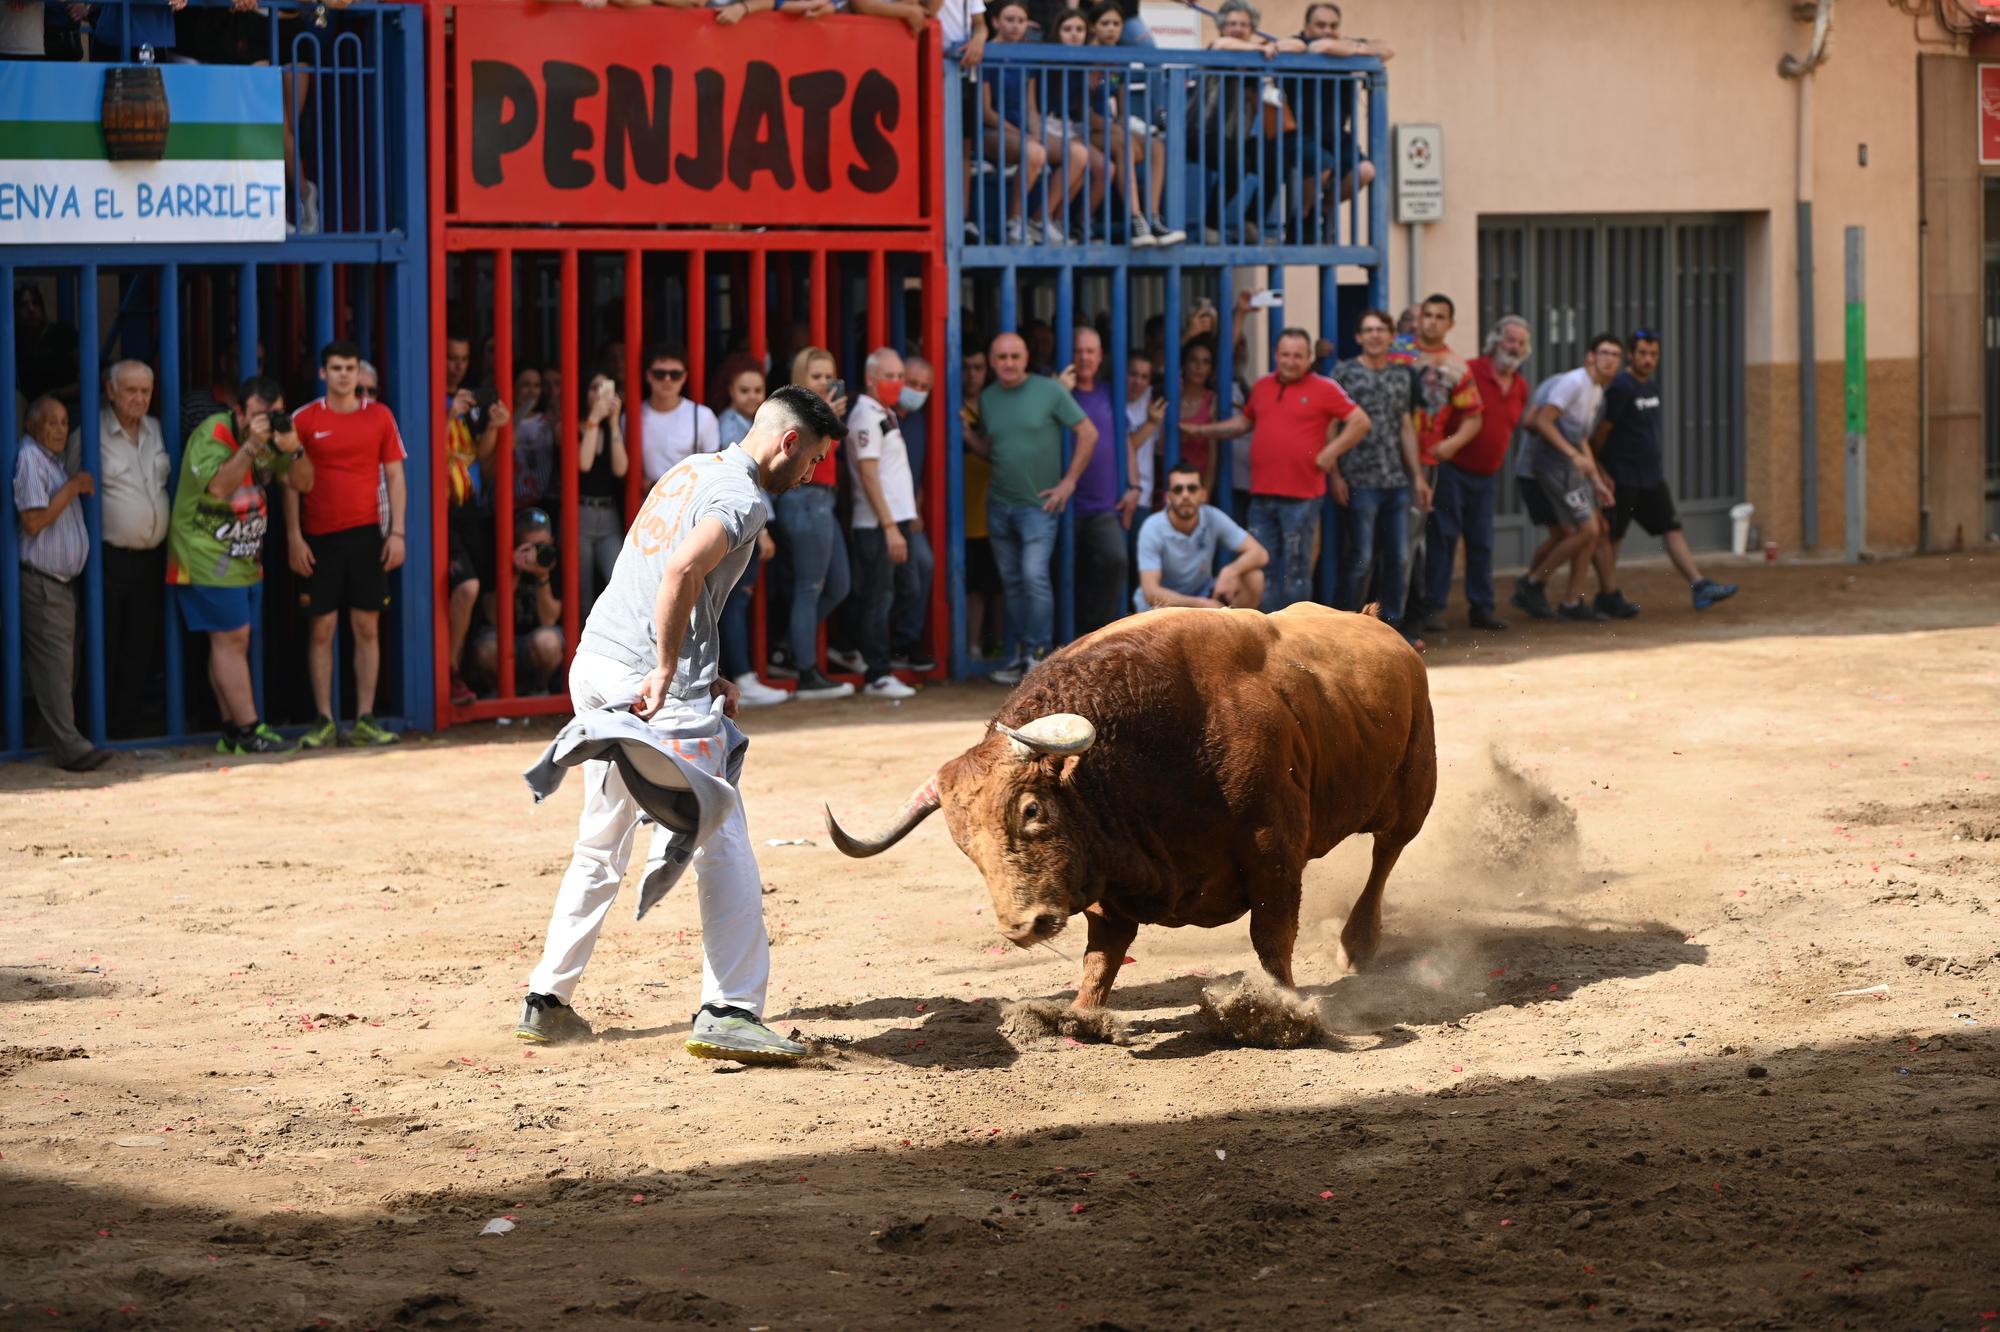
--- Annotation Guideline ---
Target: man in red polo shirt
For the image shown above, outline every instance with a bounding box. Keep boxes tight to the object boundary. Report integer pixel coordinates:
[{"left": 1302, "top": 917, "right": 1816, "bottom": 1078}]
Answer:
[
  {"left": 1427, "top": 314, "right": 1532, "bottom": 630},
  {"left": 1188, "top": 327, "right": 1370, "bottom": 610},
  {"left": 285, "top": 338, "right": 408, "bottom": 748}
]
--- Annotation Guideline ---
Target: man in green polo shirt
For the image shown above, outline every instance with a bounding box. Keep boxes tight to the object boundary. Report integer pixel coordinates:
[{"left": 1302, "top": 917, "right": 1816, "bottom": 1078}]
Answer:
[
  {"left": 168, "top": 375, "right": 314, "bottom": 754},
  {"left": 975, "top": 331, "right": 1097, "bottom": 684}
]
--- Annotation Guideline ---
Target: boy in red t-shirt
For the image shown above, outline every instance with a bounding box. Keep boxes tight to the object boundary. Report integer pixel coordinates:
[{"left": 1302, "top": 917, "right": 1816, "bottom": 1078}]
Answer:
[
  {"left": 285, "top": 338, "right": 408, "bottom": 747},
  {"left": 1185, "top": 328, "right": 1371, "bottom": 610}
]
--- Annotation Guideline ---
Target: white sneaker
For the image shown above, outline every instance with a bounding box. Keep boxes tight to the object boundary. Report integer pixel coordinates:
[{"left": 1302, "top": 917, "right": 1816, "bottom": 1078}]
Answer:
[
  {"left": 733, "top": 672, "right": 788, "bottom": 708},
  {"left": 1006, "top": 217, "right": 1026, "bottom": 245},
  {"left": 862, "top": 675, "right": 917, "bottom": 700},
  {"left": 826, "top": 647, "right": 866, "bottom": 675}
]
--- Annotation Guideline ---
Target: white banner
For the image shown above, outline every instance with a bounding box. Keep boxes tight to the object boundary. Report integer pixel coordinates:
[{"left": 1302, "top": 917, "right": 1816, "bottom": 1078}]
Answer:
[{"left": 0, "top": 159, "right": 286, "bottom": 244}]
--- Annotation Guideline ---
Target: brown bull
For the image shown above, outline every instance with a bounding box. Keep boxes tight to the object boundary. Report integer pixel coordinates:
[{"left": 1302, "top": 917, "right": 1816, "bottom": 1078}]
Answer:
[{"left": 825, "top": 603, "right": 1437, "bottom": 1015}]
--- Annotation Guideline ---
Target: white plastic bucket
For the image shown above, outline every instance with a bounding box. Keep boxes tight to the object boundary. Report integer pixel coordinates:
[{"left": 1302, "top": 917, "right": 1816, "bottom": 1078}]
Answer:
[{"left": 1729, "top": 502, "right": 1755, "bottom": 556}]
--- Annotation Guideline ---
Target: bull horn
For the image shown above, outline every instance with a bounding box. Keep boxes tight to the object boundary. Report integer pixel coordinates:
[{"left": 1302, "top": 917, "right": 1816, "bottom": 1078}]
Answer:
[
  {"left": 994, "top": 712, "right": 1097, "bottom": 759},
  {"left": 825, "top": 775, "right": 942, "bottom": 858}
]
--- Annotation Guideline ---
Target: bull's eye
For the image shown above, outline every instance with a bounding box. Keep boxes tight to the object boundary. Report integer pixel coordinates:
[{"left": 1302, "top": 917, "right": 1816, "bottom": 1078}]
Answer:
[{"left": 1022, "top": 799, "right": 1041, "bottom": 823}]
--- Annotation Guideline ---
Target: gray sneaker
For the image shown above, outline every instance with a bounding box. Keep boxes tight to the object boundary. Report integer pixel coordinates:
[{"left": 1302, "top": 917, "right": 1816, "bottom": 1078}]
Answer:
[
  {"left": 684, "top": 1005, "right": 808, "bottom": 1065},
  {"left": 515, "top": 993, "right": 594, "bottom": 1044}
]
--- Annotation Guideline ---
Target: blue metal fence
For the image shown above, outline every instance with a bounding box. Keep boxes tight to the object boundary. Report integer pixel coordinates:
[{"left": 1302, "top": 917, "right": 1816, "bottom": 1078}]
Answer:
[
  {"left": 944, "top": 44, "right": 1388, "bottom": 674},
  {"left": 2, "top": 0, "right": 431, "bottom": 761}
]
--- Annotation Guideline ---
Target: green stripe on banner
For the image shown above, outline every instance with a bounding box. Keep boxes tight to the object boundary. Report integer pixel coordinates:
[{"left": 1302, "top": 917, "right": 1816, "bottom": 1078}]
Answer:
[{"left": 0, "top": 121, "right": 284, "bottom": 161}]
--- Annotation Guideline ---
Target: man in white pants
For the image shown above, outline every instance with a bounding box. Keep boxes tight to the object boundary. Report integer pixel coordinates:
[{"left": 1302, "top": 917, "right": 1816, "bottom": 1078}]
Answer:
[{"left": 517, "top": 385, "right": 846, "bottom": 1062}]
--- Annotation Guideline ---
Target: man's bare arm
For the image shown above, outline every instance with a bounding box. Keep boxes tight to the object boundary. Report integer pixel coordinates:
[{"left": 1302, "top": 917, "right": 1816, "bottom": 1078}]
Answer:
[{"left": 636, "top": 516, "right": 731, "bottom": 717}]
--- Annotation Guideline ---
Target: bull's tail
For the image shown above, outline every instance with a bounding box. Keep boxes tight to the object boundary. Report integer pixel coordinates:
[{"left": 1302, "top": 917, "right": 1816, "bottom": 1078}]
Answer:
[{"left": 1358, "top": 601, "right": 1384, "bottom": 620}]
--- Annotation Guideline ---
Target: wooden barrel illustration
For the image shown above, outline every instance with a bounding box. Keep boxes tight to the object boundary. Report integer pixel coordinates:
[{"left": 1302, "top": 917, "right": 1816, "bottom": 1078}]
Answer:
[{"left": 101, "top": 67, "right": 170, "bottom": 162}]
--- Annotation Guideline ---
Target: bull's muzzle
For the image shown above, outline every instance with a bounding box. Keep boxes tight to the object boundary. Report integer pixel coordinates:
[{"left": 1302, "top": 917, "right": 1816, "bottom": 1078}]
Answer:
[{"left": 1001, "top": 911, "right": 1068, "bottom": 948}]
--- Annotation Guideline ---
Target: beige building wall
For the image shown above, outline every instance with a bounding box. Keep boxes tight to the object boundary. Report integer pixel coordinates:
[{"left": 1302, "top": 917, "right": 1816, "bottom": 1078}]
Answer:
[{"left": 1257, "top": 0, "right": 1975, "bottom": 554}]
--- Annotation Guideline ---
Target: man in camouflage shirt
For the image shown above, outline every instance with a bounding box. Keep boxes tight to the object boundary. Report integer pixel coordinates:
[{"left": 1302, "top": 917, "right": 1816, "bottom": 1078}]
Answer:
[{"left": 1330, "top": 308, "right": 1429, "bottom": 642}]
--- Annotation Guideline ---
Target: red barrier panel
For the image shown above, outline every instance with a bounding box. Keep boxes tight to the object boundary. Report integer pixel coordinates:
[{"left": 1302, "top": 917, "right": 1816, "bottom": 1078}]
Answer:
[{"left": 450, "top": 8, "right": 927, "bottom": 229}]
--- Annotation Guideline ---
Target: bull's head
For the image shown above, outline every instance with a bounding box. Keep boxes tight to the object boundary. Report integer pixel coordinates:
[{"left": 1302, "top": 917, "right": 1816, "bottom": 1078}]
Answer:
[{"left": 825, "top": 713, "right": 1097, "bottom": 948}]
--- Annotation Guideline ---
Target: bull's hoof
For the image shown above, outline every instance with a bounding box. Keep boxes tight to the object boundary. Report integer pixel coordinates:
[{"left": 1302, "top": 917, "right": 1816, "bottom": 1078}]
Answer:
[
  {"left": 997, "top": 999, "right": 1131, "bottom": 1048},
  {"left": 1335, "top": 933, "right": 1380, "bottom": 975}
]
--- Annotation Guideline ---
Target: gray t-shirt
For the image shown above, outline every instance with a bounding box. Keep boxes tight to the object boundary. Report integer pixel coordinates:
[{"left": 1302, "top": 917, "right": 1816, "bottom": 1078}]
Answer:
[
  {"left": 577, "top": 445, "right": 767, "bottom": 696},
  {"left": 1136, "top": 504, "right": 1249, "bottom": 595},
  {"left": 1516, "top": 368, "right": 1602, "bottom": 481}
]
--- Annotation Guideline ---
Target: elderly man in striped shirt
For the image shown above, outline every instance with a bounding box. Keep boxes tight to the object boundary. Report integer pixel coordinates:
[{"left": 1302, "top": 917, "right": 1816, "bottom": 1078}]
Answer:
[{"left": 14, "top": 395, "right": 111, "bottom": 772}]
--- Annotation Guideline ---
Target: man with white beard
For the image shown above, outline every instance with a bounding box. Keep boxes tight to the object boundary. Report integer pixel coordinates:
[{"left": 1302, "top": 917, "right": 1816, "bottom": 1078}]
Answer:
[{"left": 1423, "top": 315, "right": 1532, "bottom": 630}]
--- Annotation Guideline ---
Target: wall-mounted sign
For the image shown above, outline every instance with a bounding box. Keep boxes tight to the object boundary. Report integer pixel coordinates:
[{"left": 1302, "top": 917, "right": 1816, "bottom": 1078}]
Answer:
[
  {"left": 453, "top": 9, "right": 924, "bottom": 227},
  {"left": 1393, "top": 122, "right": 1443, "bottom": 225},
  {"left": 0, "top": 64, "right": 284, "bottom": 244},
  {"left": 1979, "top": 64, "right": 2000, "bottom": 165}
]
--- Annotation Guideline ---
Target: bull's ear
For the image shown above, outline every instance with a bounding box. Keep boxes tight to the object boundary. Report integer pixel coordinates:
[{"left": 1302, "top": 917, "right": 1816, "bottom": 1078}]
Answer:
[{"left": 996, "top": 712, "right": 1096, "bottom": 760}]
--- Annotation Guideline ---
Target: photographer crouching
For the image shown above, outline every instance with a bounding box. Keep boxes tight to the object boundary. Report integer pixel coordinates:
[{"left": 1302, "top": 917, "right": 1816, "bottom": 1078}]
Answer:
[
  {"left": 169, "top": 377, "right": 314, "bottom": 754},
  {"left": 469, "top": 507, "right": 565, "bottom": 697}
]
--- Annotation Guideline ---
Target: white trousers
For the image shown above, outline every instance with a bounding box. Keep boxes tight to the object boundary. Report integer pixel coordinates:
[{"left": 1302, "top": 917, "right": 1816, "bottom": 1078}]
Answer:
[{"left": 526, "top": 650, "right": 771, "bottom": 1015}]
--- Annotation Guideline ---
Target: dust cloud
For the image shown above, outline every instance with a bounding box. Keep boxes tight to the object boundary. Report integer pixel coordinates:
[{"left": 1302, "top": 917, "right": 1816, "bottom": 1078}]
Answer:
[{"left": 1197, "top": 974, "right": 1327, "bottom": 1048}]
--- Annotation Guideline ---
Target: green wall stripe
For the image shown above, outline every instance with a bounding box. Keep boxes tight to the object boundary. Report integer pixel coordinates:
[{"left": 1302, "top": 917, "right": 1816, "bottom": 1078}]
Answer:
[{"left": 0, "top": 121, "right": 283, "bottom": 161}]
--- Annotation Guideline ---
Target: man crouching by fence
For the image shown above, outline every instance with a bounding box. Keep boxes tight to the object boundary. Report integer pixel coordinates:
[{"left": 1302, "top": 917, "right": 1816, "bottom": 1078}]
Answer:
[{"left": 516, "top": 385, "right": 845, "bottom": 1064}]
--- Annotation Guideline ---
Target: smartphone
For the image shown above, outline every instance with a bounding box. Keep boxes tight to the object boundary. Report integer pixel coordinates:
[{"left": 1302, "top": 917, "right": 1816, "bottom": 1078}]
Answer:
[
  {"left": 826, "top": 378, "right": 846, "bottom": 405},
  {"left": 1248, "top": 289, "right": 1284, "bottom": 310}
]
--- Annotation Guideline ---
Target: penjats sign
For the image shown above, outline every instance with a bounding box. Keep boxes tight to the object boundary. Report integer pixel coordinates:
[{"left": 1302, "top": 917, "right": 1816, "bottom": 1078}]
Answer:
[{"left": 453, "top": 9, "right": 923, "bottom": 226}]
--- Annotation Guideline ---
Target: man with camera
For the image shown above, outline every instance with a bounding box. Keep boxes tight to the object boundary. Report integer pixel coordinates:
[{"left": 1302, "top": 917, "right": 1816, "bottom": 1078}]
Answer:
[
  {"left": 286, "top": 339, "right": 408, "bottom": 748},
  {"left": 169, "top": 376, "right": 315, "bottom": 755},
  {"left": 470, "top": 507, "right": 566, "bottom": 697}
]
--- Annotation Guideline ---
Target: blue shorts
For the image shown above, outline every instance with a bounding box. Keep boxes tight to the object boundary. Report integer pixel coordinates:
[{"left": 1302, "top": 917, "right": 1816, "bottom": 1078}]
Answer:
[{"left": 178, "top": 583, "right": 254, "bottom": 633}]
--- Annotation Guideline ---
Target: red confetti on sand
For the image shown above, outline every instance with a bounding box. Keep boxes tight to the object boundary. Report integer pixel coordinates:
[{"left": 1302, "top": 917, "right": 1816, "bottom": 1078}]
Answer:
[
  {"left": 1548, "top": 984, "right": 1559, "bottom": 992},
  {"left": 1070, "top": 1203, "right": 1087, "bottom": 1215},
  {"left": 900, "top": 1139, "right": 911, "bottom": 1146},
  {"left": 631, "top": 1194, "right": 646, "bottom": 1204},
  {"left": 1123, "top": 956, "right": 1136, "bottom": 965},
  {"left": 1318, "top": 1190, "right": 1334, "bottom": 1200},
  {"left": 1488, "top": 968, "right": 1505, "bottom": 977},
  {"left": 1499, "top": 1219, "right": 1514, "bottom": 1227},
  {"left": 796, "top": 1175, "right": 807, "bottom": 1183}
]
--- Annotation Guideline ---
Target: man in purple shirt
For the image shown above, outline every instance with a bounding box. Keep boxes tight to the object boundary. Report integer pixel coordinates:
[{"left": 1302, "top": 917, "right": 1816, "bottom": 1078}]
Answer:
[{"left": 1068, "top": 328, "right": 1128, "bottom": 635}]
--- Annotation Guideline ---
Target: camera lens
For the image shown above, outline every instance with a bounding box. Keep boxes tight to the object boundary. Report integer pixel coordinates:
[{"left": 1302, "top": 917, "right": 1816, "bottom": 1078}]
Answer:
[
  {"left": 533, "top": 543, "right": 557, "bottom": 569},
  {"left": 268, "top": 411, "right": 291, "bottom": 434}
]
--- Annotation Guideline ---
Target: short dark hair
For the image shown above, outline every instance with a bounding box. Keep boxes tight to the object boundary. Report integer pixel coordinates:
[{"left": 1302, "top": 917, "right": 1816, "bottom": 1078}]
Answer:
[
  {"left": 1087, "top": 0, "right": 1122, "bottom": 24},
  {"left": 646, "top": 344, "right": 687, "bottom": 368},
  {"left": 1421, "top": 293, "right": 1456, "bottom": 318},
  {"left": 1276, "top": 326, "right": 1314, "bottom": 351},
  {"left": 764, "top": 383, "right": 844, "bottom": 445},
  {"left": 1302, "top": 1, "right": 1341, "bottom": 25},
  {"left": 1356, "top": 307, "right": 1396, "bottom": 332},
  {"left": 1046, "top": 5, "right": 1088, "bottom": 37},
  {"left": 320, "top": 338, "right": 362, "bottom": 366},
  {"left": 1589, "top": 331, "right": 1622, "bottom": 353},
  {"left": 445, "top": 327, "right": 469, "bottom": 347},
  {"left": 1166, "top": 460, "right": 1203, "bottom": 483},
  {"left": 238, "top": 375, "right": 285, "bottom": 409}
]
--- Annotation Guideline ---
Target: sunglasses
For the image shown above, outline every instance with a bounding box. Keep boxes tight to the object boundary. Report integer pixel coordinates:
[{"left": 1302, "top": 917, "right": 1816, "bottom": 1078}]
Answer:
[
  {"left": 1630, "top": 328, "right": 1659, "bottom": 344},
  {"left": 1167, "top": 482, "right": 1202, "bottom": 495},
  {"left": 648, "top": 366, "right": 686, "bottom": 381}
]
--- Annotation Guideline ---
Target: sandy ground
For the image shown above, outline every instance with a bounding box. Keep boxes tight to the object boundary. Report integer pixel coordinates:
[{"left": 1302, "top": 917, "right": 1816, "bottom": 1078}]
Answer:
[{"left": 2, "top": 552, "right": 1998, "bottom": 1331}]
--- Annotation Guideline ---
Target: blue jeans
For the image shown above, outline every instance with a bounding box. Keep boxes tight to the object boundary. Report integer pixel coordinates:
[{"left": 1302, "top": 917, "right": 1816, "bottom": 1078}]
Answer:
[
  {"left": 773, "top": 485, "right": 849, "bottom": 669},
  {"left": 1427, "top": 463, "right": 1499, "bottom": 615},
  {"left": 719, "top": 549, "right": 760, "bottom": 680},
  {"left": 1338, "top": 485, "right": 1409, "bottom": 627},
  {"left": 1247, "top": 495, "right": 1321, "bottom": 612},
  {"left": 987, "top": 501, "right": 1060, "bottom": 653}
]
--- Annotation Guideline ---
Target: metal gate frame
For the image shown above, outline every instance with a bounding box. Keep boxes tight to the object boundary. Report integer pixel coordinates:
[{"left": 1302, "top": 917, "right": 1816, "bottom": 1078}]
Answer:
[
  {"left": 1477, "top": 212, "right": 1747, "bottom": 562},
  {"left": 1, "top": 0, "right": 432, "bottom": 760}
]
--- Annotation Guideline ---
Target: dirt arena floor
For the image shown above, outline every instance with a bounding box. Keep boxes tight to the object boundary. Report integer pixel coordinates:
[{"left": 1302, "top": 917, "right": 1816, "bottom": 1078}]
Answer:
[{"left": 3, "top": 552, "right": 1998, "bottom": 1330}]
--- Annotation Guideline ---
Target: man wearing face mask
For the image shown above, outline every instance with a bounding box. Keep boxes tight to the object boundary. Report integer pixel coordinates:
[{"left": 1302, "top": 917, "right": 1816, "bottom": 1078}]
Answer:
[
  {"left": 1425, "top": 315, "right": 1532, "bottom": 631},
  {"left": 846, "top": 349, "right": 933, "bottom": 698},
  {"left": 889, "top": 356, "right": 939, "bottom": 673}
]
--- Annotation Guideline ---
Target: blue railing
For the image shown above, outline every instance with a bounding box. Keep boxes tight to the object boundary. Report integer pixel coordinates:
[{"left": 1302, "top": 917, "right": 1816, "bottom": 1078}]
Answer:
[
  {"left": 2, "top": 0, "right": 430, "bottom": 762},
  {"left": 954, "top": 45, "right": 1385, "bottom": 260}
]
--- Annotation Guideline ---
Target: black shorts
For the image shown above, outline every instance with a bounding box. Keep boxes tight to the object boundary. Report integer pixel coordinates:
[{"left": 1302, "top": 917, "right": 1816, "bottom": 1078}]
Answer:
[
  {"left": 1607, "top": 481, "right": 1682, "bottom": 542},
  {"left": 965, "top": 536, "right": 1001, "bottom": 595},
  {"left": 1517, "top": 476, "right": 1560, "bottom": 529},
  {"left": 302, "top": 524, "right": 389, "bottom": 616}
]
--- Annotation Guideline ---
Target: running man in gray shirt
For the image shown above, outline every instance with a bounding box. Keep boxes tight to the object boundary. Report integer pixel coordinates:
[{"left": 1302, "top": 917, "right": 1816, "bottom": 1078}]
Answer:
[{"left": 519, "top": 386, "right": 846, "bottom": 1062}]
